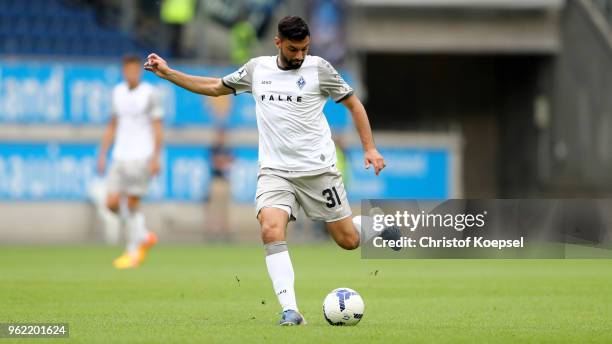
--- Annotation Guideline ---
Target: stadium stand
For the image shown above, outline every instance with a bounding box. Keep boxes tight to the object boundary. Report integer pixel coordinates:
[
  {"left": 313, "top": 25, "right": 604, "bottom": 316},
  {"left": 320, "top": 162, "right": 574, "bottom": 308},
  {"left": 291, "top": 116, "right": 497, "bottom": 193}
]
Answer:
[{"left": 0, "top": 0, "right": 148, "bottom": 57}]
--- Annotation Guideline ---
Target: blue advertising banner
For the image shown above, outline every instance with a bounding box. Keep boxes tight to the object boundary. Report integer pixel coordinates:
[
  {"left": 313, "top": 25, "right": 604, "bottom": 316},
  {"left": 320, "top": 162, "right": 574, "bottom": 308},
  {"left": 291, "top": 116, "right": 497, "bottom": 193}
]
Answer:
[
  {"left": 228, "top": 146, "right": 259, "bottom": 204},
  {"left": 346, "top": 147, "right": 449, "bottom": 200},
  {"left": 0, "top": 143, "right": 450, "bottom": 202},
  {"left": 0, "top": 60, "right": 351, "bottom": 129},
  {"left": 0, "top": 142, "right": 210, "bottom": 201},
  {"left": 227, "top": 146, "right": 451, "bottom": 203}
]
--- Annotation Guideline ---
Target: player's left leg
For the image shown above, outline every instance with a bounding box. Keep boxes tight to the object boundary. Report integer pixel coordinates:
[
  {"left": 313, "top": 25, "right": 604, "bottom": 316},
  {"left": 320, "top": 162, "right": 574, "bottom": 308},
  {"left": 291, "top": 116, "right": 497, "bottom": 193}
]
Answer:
[
  {"left": 323, "top": 214, "right": 387, "bottom": 249},
  {"left": 326, "top": 214, "right": 401, "bottom": 251},
  {"left": 297, "top": 166, "right": 399, "bottom": 250},
  {"left": 325, "top": 217, "right": 360, "bottom": 250},
  {"left": 293, "top": 165, "right": 360, "bottom": 250}
]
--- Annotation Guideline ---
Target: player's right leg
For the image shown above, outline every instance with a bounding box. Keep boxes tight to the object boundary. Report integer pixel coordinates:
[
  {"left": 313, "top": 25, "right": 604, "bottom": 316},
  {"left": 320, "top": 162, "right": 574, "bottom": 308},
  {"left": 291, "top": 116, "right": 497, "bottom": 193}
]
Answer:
[
  {"left": 256, "top": 169, "right": 306, "bottom": 326},
  {"left": 107, "top": 192, "right": 142, "bottom": 269},
  {"left": 126, "top": 195, "right": 157, "bottom": 263},
  {"left": 105, "top": 192, "right": 141, "bottom": 268},
  {"left": 258, "top": 207, "right": 305, "bottom": 325},
  {"left": 104, "top": 161, "right": 138, "bottom": 268},
  {"left": 111, "top": 193, "right": 142, "bottom": 269},
  {"left": 111, "top": 160, "right": 157, "bottom": 269}
]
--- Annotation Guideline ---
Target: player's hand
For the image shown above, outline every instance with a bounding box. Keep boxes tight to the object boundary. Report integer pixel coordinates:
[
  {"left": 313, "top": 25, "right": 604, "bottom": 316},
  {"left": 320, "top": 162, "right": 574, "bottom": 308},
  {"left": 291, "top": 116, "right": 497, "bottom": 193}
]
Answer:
[
  {"left": 364, "top": 148, "right": 386, "bottom": 176},
  {"left": 96, "top": 156, "right": 106, "bottom": 175},
  {"left": 149, "top": 157, "right": 161, "bottom": 176},
  {"left": 144, "top": 53, "right": 171, "bottom": 78}
]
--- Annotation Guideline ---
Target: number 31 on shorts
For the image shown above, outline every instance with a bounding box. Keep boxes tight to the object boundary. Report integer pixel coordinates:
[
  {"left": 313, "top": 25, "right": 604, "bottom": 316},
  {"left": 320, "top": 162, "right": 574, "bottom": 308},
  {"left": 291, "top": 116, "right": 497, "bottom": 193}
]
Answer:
[{"left": 322, "top": 187, "right": 342, "bottom": 208}]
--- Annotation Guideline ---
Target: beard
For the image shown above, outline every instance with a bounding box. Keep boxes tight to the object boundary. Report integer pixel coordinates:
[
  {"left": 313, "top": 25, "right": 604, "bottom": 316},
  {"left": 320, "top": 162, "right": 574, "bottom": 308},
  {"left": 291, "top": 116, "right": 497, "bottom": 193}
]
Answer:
[{"left": 279, "top": 53, "right": 304, "bottom": 70}]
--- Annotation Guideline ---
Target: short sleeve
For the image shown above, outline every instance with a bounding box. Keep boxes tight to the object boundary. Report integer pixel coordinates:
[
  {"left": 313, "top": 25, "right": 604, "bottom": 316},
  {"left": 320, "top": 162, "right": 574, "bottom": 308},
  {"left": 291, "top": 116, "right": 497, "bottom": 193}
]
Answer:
[
  {"left": 222, "top": 58, "right": 257, "bottom": 95},
  {"left": 149, "top": 87, "right": 164, "bottom": 120},
  {"left": 317, "top": 57, "right": 354, "bottom": 103}
]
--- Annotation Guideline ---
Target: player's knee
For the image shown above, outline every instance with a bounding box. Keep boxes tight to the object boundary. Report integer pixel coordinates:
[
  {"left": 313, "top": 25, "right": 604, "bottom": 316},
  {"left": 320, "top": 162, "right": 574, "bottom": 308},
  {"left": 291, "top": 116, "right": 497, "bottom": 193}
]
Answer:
[
  {"left": 260, "top": 220, "right": 285, "bottom": 243},
  {"left": 126, "top": 197, "right": 140, "bottom": 212},
  {"left": 106, "top": 198, "right": 120, "bottom": 213}
]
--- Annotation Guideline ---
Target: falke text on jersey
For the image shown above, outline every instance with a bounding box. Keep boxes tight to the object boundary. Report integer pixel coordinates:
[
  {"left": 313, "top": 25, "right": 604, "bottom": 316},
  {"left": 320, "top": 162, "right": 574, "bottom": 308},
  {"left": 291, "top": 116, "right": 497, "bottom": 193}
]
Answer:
[{"left": 260, "top": 94, "right": 303, "bottom": 102}]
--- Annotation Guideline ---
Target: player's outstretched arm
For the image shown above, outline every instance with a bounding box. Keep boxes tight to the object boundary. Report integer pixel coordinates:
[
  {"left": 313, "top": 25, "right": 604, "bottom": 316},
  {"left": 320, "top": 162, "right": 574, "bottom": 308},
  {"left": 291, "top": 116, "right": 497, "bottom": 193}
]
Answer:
[
  {"left": 144, "top": 53, "right": 233, "bottom": 97},
  {"left": 341, "top": 95, "right": 386, "bottom": 176}
]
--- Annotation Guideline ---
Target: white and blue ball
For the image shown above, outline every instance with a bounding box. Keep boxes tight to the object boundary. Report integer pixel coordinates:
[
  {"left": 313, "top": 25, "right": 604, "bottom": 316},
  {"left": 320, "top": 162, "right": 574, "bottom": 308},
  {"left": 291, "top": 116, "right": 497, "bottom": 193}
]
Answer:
[{"left": 323, "top": 288, "right": 365, "bottom": 326}]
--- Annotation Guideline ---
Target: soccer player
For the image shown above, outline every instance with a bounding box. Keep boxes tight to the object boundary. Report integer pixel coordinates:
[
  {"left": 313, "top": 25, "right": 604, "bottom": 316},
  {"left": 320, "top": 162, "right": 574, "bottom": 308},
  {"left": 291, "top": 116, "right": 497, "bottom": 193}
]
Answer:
[
  {"left": 144, "top": 16, "right": 386, "bottom": 325},
  {"left": 97, "top": 55, "right": 163, "bottom": 269}
]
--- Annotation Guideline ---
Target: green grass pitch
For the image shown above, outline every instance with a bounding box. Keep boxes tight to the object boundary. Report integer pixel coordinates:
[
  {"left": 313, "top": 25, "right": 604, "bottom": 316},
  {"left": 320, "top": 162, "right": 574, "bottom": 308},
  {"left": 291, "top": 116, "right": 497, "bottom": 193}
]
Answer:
[{"left": 1, "top": 244, "right": 612, "bottom": 343}]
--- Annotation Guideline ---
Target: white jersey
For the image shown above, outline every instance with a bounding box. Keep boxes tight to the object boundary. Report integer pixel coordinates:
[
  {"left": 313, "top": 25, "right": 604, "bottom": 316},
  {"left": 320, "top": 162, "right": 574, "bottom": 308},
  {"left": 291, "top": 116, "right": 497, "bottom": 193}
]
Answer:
[
  {"left": 222, "top": 55, "right": 353, "bottom": 171},
  {"left": 111, "top": 82, "right": 163, "bottom": 161}
]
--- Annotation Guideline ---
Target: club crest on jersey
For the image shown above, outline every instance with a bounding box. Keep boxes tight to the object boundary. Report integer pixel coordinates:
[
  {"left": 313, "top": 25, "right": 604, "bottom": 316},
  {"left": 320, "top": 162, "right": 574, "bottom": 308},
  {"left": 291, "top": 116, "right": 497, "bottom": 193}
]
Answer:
[{"left": 296, "top": 76, "right": 306, "bottom": 90}]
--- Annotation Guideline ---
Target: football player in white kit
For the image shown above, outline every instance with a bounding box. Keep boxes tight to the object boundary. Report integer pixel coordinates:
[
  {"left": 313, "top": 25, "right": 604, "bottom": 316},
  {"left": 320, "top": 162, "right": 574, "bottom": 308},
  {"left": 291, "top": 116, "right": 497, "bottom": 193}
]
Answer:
[
  {"left": 98, "top": 55, "right": 163, "bottom": 269},
  {"left": 145, "top": 16, "right": 387, "bottom": 325}
]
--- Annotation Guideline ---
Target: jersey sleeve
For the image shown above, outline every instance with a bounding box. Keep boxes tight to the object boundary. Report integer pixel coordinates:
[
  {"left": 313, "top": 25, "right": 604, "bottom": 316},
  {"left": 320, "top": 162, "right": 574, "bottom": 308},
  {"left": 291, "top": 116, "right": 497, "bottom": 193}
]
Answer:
[
  {"left": 222, "top": 58, "right": 257, "bottom": 95},
  {"left": 111, "top": 86, "right": 119, "bottom": 117},
  {"left": 148, "top": 86, "right": 164, "bottom": 120},
  {"left": 317, "top": 57, "right": 354, "bottom": 103}
]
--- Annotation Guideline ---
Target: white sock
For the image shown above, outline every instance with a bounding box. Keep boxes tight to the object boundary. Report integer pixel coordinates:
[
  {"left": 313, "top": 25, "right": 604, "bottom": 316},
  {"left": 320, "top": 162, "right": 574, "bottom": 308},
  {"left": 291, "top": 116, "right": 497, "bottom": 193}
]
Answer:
[
  {"left": 265, "top": 245, "right": 298, "bottom": 312},
  {"left": 126, "top": 211, "right": 148, "bottom": 255},
  {"left": 353, "top": 215, "right": 377, "bottom": 243},
  {"left": 99, "top": 207, "right": 121, "bottom": 245}
]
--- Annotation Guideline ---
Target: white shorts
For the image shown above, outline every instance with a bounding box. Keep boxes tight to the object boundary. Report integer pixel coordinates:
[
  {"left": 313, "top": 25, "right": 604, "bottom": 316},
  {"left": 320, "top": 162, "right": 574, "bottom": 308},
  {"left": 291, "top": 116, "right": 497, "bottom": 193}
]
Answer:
[
  {"left": 106, "top": 159, "right": 150, "bottom": 197},
  {"left": 255, "top": 165, "right": 352, "bottom": 222}
]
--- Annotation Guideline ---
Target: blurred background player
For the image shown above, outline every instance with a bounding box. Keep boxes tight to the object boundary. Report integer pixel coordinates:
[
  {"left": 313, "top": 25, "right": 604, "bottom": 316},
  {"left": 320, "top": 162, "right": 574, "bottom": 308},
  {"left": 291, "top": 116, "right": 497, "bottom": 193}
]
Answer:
[
  {"left": 97, "top": 55, "right": 164, "bottom": 269},
  {"left": 205, "top": 128, "right": 234, "bottom": 241},
  {"left": 144, "top": 15, "right": 387, "bottom": 325}
]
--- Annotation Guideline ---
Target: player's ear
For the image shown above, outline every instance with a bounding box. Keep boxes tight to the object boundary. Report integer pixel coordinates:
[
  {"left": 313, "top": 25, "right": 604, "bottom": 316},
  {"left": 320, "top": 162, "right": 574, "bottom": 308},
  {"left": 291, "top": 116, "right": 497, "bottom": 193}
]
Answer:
[{"left": 274, "top": 36, "right": 281, "bottom": 49}]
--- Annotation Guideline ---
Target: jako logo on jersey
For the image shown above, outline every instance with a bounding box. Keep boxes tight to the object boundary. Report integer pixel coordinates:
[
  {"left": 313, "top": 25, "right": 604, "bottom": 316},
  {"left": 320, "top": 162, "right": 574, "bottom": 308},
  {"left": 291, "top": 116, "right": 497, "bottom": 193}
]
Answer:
[
  {"left": 296, "top": 76, "right": 306, "bottom": 89},
  {"left": 235, "top": 68, "right": 247, "bottom": 80},
  {"left": 260, "top": 94, "right": 303, "bottom": 102}
]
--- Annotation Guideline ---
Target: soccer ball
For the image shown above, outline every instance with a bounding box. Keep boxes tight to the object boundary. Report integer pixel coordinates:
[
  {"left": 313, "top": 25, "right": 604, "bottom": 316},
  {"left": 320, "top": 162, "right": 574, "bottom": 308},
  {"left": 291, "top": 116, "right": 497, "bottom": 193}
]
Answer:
[{"left": 322, "top": 288, "right": 365, "bottom": 326}]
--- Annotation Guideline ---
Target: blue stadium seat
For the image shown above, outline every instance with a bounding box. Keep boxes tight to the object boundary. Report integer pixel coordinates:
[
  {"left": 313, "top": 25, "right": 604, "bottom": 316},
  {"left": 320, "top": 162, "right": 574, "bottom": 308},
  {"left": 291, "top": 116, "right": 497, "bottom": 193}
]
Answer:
[{"left": 0, "top": 0, "right": 148, "bottom": 57}]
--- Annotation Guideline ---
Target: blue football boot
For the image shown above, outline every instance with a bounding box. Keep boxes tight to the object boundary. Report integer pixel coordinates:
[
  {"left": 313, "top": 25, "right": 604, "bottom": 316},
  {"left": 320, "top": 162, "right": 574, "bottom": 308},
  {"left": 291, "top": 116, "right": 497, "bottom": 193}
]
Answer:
[
  {"left": 380, "top": 224, "right": 402, "bottom": 251},
  {"left": 278, "top": 309, "right": 307, "bottom": 326}
]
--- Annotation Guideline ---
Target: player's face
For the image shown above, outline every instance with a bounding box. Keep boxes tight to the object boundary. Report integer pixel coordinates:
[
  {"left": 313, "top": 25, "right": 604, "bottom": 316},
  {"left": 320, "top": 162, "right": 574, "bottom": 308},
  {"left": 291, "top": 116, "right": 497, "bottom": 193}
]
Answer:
[
  {"left": 276, "top": 36, "right": 310, "bottom": 69},
  {"left": 123, "top": 62, "right": 142, "bottom": 88}
]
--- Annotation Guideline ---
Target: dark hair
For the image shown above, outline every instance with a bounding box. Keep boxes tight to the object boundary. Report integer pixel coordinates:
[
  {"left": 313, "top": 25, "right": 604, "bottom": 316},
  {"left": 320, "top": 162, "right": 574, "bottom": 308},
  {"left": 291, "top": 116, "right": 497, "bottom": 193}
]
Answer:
[
  {"left": 122, "top": 55, "right": 141, "bottom": 65},
  {"left": 277, "top": 16, "right": 310, "bottom": 41}
]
